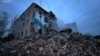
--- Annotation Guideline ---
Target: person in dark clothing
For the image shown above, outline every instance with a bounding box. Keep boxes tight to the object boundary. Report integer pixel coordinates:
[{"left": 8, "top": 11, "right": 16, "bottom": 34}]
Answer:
[{"left": 39, "top": 28, "right": 42, "bottom": 34}]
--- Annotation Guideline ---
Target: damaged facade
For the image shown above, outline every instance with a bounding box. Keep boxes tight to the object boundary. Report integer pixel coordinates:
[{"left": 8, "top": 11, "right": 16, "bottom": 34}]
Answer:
[
  {"left": 65, "top": 22, "right": 78, "bottom": 33},
  {"left": 12, "top": 3, "right": 57, "bottom": 39}
]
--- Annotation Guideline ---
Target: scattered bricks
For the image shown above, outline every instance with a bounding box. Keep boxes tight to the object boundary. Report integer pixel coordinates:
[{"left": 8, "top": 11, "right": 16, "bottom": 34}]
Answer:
[
  {"left": 0, "top": 31, "right": 99, "bottom": 56},
  {"left": 58, "top": 48, "right": 66, "bottom": 55}
]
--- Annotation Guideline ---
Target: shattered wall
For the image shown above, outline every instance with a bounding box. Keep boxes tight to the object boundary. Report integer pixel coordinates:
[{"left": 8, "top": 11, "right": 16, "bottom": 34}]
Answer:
[
  {"left": 47, "top": 11, "right": 58, "bottom": 31},
  {"left": 12, "top": 3, "right": 58, "bottom": 39}
]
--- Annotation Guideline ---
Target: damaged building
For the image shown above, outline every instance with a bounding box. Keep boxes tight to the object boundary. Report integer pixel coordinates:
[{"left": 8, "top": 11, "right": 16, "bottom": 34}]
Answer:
[
  {"left": 58, "top": 22, "right": 79, "bottom": 34},
  {"left": 12, "top": 3, "right": 57, "bottom": 39}
]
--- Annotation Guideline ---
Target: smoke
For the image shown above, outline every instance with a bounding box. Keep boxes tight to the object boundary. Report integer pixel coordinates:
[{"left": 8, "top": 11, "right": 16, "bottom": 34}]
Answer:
[{"left": 56, "top": 18, "right": 66, "bottom": 31}]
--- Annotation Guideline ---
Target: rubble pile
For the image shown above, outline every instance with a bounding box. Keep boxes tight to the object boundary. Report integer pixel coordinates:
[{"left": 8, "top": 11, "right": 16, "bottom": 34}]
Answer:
[{"left": 0, "top": 31, "right": 100, "bottom": 56}]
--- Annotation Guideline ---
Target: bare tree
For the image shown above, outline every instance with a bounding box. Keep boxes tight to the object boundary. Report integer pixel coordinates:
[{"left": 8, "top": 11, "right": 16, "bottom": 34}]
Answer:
[{"left": 0, "top": 12, "right": 9, "bottom": 38}]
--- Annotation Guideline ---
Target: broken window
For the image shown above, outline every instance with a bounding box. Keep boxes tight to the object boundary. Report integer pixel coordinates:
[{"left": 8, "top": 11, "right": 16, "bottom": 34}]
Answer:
[
  {"left": 21, "top": 31, "right": 23, "bottom": 36},
  {"left": 21, "top": 18, "right": 23, "bottom": 21},
  {"left": 21, "top": 17, "right": 25, "bottom": 21},
  {"left": 23, "top": 22, "right": 25, "bottom": 27},
  {"left": 44, "top": 17, "right": 48, "bottom": 22},
  {"left": 39, "top": 11, "right": 41, "bottom": 15},
  {"left": 39, "top": 11, "right": 42, "bottom": 18},
  {"left": 23, "top": 18, "right": 25, "bottom": 21},
  {"left": 31, "top": 22, "right": 33, "bottom": 26},
  {"left": 33, "top": 11, "right": 35, "bottom": 17},
  {"left": 38, "top": 29, "right": 42, "bottom": 34},
  {"left": 30, "top": 22, "right": 34, "bottom": 32}
]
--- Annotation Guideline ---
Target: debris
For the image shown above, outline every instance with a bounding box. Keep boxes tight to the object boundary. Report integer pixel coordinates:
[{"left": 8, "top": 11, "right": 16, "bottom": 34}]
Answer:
[{"left": 0, "top": 31, "right": 99, "bottom": 56}]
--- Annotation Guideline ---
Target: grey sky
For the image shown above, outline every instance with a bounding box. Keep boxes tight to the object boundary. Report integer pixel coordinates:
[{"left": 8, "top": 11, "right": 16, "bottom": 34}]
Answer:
[{"left": 0, "top": 0, "right": 100, "bottom": 35}]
